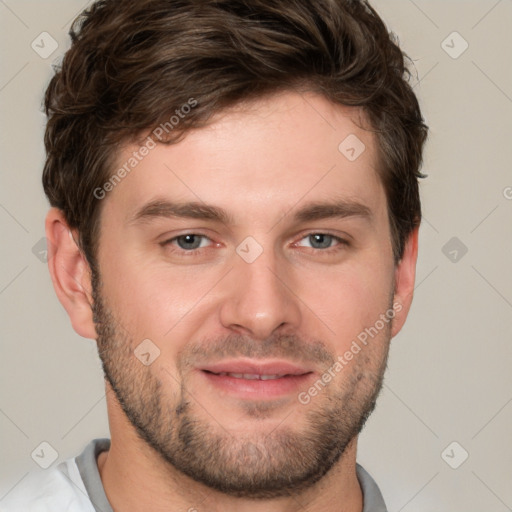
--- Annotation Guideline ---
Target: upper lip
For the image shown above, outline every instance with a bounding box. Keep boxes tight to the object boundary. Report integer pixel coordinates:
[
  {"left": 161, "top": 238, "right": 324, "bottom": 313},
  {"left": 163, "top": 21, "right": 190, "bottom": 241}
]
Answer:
[{"left": 199, "top": 359, "right": 313, "bottom": 376}]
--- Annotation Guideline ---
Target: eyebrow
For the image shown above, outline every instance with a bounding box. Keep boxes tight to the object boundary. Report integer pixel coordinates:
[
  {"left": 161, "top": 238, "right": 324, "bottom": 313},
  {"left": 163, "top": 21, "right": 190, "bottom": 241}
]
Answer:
[
  {"left": 129, "top": 200, "right": 233, "bottom": 225},
  {"left": 293, "top": 200, "right": 372, "bottom": 223},
  {"left": 128, "top": 198, "right": 372, "bottom": 226}
]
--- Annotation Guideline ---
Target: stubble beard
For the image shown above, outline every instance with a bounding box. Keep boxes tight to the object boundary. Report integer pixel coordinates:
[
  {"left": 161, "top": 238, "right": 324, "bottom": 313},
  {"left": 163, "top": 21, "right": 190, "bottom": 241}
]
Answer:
[{"left": 92, "top": 277, "right": 391, "bottom": 499}]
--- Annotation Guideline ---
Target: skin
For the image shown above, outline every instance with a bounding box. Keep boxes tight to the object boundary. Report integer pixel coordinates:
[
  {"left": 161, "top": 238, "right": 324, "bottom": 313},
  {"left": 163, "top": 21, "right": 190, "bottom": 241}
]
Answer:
[{"left": 46, "top": 91, "right": 418, "bottom": 512}]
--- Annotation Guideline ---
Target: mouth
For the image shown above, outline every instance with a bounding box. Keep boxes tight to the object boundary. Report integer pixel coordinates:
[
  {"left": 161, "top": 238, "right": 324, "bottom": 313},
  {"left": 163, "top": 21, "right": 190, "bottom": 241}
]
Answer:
[
  {"left": 198, "top": 359, "right": 315, "bottom": 399},
  {"left": 205, "top": 371, "right": 300, "bottom": 380}
]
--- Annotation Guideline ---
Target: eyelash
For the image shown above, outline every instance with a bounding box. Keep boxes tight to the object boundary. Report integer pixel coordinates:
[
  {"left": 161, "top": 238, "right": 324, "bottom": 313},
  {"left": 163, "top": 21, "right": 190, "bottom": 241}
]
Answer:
[{"left": 161, "top": 232, "right": 349, "bottom": 256}]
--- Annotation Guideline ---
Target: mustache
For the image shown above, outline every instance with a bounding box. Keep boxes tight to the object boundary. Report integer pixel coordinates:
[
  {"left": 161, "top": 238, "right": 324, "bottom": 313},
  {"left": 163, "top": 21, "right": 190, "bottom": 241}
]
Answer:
[{"left": 177, "top": 332, "right": 335, "bottom": 370}]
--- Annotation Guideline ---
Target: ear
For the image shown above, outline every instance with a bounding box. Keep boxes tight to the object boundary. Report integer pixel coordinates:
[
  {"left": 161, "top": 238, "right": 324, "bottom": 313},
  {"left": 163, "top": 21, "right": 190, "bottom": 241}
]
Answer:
[
  {"left": 391, "top": 227, "right": 419, "bottom": 338},
  {"left": 45, "top": 208, "right": 97, "bottom": 340}
]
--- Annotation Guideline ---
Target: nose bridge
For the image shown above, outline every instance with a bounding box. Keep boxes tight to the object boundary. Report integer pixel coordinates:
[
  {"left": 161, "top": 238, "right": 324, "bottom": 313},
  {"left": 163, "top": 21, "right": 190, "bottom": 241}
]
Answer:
[{"left": 219, "top": 240, "right": 302, "bottom": 339}]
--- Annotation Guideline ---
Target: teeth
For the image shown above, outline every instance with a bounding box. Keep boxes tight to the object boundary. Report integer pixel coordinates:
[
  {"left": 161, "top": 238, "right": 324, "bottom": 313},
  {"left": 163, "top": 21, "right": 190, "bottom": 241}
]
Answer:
[{"left": 217, "top": 372, "right": 285, "bottom": 380}]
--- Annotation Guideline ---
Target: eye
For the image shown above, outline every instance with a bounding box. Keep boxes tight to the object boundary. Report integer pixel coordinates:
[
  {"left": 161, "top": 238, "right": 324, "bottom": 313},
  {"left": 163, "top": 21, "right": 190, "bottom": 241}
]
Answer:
[
  {"left": 295, "top": 233, "right": 348, "bottom": 252},
  {"left": 163, "top": 234, "right": 212, "bottom": 252}
]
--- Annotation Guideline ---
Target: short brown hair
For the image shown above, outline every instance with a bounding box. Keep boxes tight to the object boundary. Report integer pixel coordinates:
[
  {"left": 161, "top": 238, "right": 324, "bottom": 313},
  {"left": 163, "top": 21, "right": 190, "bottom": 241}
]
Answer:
[{"left": 43, "top": 0, "right": 427, "bottom": 270}]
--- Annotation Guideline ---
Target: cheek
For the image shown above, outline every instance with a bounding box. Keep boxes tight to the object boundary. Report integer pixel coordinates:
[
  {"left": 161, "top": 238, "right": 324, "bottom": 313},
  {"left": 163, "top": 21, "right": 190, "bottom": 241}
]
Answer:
[
  {"left": 98, "top": 248, "right": 219, "bottom": 346},
  {"left": 302, "top": 261, "right": 394, "bottom": 346},
  {"left": 97, "top": 226, "right": 395, "bottom": 351}
]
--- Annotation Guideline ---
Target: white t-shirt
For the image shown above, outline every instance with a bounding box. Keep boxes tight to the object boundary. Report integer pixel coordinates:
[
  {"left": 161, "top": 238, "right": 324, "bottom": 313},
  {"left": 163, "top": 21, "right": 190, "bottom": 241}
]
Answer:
[
  {"left": 0, "top": 438, "right": 387, "bottom": 511},
  {"left": 0, "top": 439, "right": 112, "bottom": 512}
]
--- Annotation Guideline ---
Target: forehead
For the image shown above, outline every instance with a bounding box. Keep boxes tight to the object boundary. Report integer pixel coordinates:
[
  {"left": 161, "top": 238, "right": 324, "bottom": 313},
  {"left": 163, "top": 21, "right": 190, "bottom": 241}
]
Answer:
[{"left": 102, "top": 91, "right": 386, "bottom": 227}]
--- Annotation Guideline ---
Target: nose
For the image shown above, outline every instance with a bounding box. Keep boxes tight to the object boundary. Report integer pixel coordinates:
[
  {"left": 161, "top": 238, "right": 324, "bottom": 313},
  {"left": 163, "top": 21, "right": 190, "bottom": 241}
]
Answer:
[{"left": 219, "top": 244, "right": 302, "bottom": 340}]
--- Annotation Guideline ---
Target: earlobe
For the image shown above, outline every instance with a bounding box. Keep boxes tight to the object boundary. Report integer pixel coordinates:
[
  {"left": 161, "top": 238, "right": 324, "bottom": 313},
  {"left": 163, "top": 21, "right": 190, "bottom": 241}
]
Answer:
[
  {"left": 391, "top": 227, "right": 419, "bottom": 338},
  {"left": 45, "top": 208, "right": 97, "bottom": 340}
]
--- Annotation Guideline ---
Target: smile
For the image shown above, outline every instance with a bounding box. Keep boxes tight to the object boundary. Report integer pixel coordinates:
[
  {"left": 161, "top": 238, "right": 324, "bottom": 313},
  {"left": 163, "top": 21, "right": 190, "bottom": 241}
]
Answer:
[{"left": 211, "top": 372, "right": 290, "bottom": 380}]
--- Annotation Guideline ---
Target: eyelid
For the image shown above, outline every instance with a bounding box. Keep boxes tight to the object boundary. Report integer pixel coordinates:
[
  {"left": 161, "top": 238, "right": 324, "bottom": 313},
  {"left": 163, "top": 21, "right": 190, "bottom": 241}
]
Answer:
[
  {"left": 160, "top": 230, "right": 348, "bottom": 243},
  {"left": 290, "top": 226, "right": 351, "bottom": 243},
  {"left": 159, "top": 229, "right": 213, "bottom": 242},
  {"left": 293, "top": 227, "right": 353, "bottom": 243}
]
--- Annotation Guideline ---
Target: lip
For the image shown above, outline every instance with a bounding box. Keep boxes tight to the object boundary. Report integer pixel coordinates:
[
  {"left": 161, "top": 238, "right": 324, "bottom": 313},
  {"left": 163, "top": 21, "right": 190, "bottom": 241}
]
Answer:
[
  {"left": 199, "top": 358, "right": 312, "bottom": 377},
  {"left": 198, "top": 359, "right": 315, "bottom": 400}
]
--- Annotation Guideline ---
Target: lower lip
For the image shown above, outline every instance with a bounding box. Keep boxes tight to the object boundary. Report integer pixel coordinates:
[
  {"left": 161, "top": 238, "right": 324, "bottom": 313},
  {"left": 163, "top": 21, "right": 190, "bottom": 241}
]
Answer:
[{"left": 200, "top": 370, "right": 314, "bottom": 400}]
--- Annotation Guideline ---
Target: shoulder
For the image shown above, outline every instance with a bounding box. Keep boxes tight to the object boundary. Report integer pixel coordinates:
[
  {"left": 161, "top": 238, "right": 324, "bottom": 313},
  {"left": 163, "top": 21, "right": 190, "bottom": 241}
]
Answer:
[{"left": 0, "top": 457, "right": 95, "bottom": 512}]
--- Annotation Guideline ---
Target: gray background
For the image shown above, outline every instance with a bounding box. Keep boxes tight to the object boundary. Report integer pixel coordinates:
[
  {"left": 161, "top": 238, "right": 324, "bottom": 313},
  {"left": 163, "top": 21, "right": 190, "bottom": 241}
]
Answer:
[{"left": 1, "top": 1, "right": 511, "bottom": 510}]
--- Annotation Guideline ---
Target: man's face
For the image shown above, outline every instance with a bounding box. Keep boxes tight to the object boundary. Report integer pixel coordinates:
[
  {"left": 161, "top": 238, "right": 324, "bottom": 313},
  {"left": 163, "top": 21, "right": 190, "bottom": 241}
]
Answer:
[{"left": 92, "top": 91, "right": 402, "bottom": 498}]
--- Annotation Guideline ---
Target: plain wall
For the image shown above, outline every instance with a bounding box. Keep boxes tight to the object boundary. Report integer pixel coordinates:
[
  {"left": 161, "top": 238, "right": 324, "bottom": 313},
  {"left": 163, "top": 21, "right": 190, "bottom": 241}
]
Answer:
[{"left": 1, "top": 1, "right": 511, "bottom": 510}]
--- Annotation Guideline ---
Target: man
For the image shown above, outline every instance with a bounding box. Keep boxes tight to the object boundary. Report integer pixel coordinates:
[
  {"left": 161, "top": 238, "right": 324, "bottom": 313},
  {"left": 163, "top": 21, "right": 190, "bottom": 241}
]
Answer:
[{"left": 1, "top": 0, "right": 427, "bottom": 510}]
